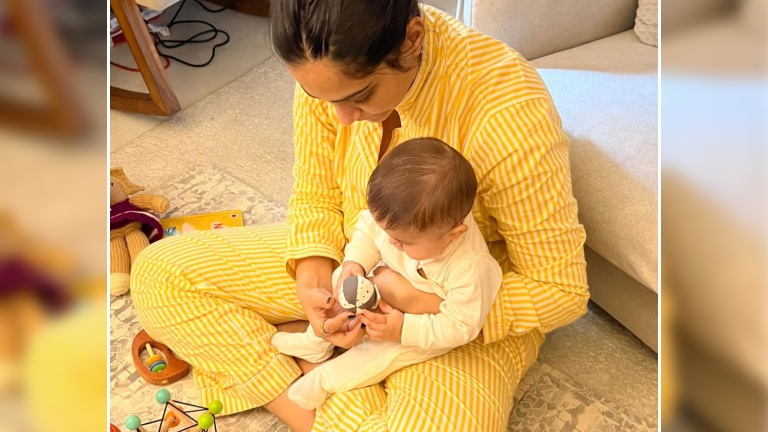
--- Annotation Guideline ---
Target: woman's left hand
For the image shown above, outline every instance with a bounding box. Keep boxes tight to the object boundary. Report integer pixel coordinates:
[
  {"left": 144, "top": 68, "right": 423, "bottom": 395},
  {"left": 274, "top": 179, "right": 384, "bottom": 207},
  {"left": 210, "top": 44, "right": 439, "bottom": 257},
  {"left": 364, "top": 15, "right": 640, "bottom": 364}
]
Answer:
[{"left": 358, "top": 300, "right": 404, "bottom": 343}]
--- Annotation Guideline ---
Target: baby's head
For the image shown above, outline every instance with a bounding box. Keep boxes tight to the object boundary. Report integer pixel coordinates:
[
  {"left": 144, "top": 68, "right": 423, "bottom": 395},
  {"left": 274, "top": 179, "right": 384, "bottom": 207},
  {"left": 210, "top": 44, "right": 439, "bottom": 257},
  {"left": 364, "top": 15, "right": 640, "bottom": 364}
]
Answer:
[{"left": 367, "top": 137, "right": 477, "bottom": 260}]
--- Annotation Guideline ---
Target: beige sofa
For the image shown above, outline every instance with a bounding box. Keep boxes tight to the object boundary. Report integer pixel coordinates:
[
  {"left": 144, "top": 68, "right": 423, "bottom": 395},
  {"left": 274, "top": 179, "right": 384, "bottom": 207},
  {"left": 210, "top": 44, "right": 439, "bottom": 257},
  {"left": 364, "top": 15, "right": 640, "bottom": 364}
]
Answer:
[
  {"left": 661, "top": 0, "right": 766, "bottom": 429},
  {"left": 460, "top": 0, "right": 659, "bottom": 350}
]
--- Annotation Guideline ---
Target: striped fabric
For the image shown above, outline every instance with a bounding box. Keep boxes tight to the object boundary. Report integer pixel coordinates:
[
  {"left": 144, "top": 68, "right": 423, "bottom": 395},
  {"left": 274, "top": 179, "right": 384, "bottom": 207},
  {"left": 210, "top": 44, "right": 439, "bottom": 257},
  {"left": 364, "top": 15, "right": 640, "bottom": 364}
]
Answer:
[
  {"left": 132, "top": 224, "right": 543, "bottom": 429},
  {"left": 131, "top": 5, "right": 587, "bottom": 431},
  {"left": 132, "top": 224, "right": 305, "bottom": 414}
]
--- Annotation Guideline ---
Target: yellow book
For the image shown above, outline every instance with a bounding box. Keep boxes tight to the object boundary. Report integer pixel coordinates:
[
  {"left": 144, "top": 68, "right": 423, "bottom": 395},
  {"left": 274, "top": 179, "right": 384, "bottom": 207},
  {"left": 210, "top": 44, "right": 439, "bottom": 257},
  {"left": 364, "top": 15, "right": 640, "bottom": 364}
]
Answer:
[{"left": 161, "top": 210, "right": 243, "bottom": 237}]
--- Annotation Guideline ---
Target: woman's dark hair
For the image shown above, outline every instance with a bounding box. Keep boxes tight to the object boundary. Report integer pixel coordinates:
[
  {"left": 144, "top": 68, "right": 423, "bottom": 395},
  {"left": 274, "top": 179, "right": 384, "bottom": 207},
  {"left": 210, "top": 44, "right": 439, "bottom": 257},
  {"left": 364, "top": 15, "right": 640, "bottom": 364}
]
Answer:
[
  {"left": 367, "top": 138, "right": 478, "bottom": 232},
  {"left": 271, "top": 0, "right": 421, "bottom": 78}
]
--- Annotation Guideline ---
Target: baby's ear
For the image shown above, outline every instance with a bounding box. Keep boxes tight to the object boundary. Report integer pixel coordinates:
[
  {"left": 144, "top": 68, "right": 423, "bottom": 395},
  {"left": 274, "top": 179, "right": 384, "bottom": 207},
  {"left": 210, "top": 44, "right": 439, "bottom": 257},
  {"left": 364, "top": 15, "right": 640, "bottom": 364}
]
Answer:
[{"left": 448, "top": 223, "right": 469, "bottom": 240}]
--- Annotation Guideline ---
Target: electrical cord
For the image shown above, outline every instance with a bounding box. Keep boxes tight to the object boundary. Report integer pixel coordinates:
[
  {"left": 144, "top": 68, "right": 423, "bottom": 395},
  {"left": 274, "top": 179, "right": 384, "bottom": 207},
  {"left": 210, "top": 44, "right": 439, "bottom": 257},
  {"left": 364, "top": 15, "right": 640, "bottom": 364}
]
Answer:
[
  {"left": 109, "top": 0, "right": 233, "bottom": 71},
  {"left": 110, "top": 12, "right": 170, "bottom": 71},
  {"left": 153, "top": 0, "right": 233, "bottom": 68}
]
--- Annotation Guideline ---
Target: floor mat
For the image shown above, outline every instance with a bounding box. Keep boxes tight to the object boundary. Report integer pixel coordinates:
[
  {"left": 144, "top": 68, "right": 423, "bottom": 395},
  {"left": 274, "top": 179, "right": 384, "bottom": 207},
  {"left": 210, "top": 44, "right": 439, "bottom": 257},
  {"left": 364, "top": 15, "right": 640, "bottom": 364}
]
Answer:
[
  {"left": 159, "top": 164, "right": 287, "bottom": 226},
  {"left": 110, "top": 165, "right": 656, "bottom": 431},
  {"left": 512, "top": 363, "right": 655, "bottom": 432}
]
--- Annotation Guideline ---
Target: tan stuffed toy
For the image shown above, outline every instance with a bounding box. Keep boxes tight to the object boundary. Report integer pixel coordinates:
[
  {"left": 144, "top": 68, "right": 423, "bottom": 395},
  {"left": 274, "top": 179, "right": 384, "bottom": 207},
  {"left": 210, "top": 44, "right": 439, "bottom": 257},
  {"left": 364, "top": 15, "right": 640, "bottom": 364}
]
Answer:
[
  {"left": 1, "top": 213, "right": 73, "bottom": 391},
  {"left": 110, "top": 168, "right": 169, "bottom": 296}
]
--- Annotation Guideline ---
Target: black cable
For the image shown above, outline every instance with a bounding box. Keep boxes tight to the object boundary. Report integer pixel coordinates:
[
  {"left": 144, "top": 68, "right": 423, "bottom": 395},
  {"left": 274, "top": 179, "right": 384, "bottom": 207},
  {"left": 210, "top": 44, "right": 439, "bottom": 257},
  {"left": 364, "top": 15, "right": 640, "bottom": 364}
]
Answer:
[{"left": 153, "top": 0, "right": 233, "bottom": 68}]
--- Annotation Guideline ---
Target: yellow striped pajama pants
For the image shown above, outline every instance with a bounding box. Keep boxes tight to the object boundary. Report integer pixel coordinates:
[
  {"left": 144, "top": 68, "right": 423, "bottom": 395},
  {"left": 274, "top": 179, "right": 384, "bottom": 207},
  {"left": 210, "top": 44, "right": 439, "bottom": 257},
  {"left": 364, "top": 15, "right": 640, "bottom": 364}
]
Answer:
[{"left": 131, "top": 223, "right": 544, "bottom": 431}]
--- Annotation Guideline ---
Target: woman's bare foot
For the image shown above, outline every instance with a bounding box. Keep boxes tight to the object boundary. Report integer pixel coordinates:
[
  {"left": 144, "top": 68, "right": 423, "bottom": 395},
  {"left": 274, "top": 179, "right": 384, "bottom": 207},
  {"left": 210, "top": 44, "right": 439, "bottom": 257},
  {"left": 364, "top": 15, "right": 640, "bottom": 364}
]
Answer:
[
  {"left": 263, "top": 384, "right": 315, "bottom": 432},
  {"left": 275, "top": 320, "right": 310, "bottom": 333},
  {"left": 295, "top": 357, "right": 324, "bottom": 375}
]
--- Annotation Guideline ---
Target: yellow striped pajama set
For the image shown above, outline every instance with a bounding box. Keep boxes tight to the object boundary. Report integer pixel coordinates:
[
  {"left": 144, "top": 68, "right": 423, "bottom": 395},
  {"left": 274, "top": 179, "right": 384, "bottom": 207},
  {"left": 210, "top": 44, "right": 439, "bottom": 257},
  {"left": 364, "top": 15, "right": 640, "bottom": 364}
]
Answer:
[{"left": 131, "top": 6, "right": 588, "bottom": 431}]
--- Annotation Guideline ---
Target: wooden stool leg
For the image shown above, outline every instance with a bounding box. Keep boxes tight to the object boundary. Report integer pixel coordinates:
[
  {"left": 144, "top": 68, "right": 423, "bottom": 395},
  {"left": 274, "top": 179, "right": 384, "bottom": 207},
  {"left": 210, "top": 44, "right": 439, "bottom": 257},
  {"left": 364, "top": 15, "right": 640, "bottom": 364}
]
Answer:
[{"left": 110, "top": 0, "right": 180, "bottom": 116}]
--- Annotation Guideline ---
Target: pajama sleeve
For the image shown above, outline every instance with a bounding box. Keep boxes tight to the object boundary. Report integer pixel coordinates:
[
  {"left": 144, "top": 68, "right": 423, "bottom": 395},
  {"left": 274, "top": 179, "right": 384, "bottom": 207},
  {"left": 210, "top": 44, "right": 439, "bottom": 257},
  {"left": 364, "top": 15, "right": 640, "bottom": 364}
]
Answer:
[
  {"left": 285, "top": 84, "right": 346, "bottom": 278},
  {"left": 472, "top": 97, "right": 590, "bottom": 343}
]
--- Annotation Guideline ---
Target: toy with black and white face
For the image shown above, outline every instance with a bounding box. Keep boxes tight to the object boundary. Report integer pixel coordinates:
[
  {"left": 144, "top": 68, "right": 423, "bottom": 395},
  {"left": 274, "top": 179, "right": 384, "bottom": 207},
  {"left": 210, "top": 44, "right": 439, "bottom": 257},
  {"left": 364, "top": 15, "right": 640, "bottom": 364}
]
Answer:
[{"left": 338, "top": 275, "right": 380, "bottom": 314}]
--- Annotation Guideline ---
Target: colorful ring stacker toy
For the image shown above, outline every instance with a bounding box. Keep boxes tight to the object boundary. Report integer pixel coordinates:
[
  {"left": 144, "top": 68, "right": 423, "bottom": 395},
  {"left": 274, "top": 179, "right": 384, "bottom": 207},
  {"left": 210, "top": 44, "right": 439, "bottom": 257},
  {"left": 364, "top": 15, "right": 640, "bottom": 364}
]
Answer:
[{"left": 131, "top": 329, "right": 190, "bottom": 385}]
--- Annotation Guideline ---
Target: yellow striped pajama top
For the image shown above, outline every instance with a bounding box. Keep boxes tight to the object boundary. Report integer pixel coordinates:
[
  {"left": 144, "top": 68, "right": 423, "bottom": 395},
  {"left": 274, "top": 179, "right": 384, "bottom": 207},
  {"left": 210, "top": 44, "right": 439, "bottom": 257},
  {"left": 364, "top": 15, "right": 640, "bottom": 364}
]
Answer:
[{"left": 285, "top": 5, "right": 589, "bottom": 344}]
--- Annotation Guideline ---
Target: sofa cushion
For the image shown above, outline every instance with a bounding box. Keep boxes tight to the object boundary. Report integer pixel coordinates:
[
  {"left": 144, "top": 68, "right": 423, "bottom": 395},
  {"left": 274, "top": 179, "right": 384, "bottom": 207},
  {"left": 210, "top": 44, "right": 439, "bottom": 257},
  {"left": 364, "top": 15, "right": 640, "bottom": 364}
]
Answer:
[
  {"left": 661, "top": 0, "right": 733, "bottom": 36},
  {"left": 635, "top": 0, "right": 658, "bottom": 46},
  {"left": 468, "top": 0, "right": 638, "bottom": 60},
  {"left": 530, "top": 30, "right": 658, "bottom": 292}
]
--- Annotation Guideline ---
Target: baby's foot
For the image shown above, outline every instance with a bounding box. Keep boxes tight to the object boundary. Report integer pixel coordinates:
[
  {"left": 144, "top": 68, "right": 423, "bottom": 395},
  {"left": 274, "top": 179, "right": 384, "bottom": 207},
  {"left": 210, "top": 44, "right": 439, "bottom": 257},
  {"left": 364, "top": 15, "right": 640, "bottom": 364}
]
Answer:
[
  {"left": 271, "top": 331, "right": 334, "bottom": 363},
  {"left": 288, "top": 372, "right": 329, "bottom": 410}
]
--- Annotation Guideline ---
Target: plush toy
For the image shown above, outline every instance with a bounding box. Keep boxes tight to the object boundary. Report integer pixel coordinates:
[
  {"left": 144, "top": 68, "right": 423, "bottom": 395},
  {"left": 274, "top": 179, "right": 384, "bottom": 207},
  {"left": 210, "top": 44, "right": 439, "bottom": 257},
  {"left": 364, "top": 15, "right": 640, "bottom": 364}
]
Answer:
[
  {"left": 0, "top": 214, "right": 72, "bottom": 392},
  {"left": 338, "top": 274, "right": 380, "bottom": 314},
  {"left": 110, "top": 168, "right": 169, "bottom": 296}
]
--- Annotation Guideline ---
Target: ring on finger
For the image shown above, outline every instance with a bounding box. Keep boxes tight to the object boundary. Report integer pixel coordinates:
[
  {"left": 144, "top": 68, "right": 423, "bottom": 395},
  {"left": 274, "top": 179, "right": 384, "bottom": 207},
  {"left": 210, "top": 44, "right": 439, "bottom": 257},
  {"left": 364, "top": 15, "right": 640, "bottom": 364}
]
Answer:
[{"left": 320, "top": 318, "right": 332, "bottom": 336}]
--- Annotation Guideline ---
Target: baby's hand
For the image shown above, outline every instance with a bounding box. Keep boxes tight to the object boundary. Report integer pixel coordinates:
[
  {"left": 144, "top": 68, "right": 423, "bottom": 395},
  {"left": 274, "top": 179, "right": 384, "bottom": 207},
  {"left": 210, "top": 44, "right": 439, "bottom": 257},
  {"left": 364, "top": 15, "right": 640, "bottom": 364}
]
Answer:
[
  {"left": 335, "top": 261, "right": 366, "bottom": 300},
  {"left": 359, "top": 300, "right": 404, "bottom": 343}
]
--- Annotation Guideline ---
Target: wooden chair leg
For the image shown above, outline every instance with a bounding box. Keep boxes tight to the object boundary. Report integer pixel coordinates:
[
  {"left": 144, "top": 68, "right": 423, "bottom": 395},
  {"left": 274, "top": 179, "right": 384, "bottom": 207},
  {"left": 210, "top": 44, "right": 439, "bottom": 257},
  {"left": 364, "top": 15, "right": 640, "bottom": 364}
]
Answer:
[
  {"left": 0, "top": 0, "right": 87, "bottom": 137},
  {"left": 110, "top": 0, "right": 180, "bottom": 116}
]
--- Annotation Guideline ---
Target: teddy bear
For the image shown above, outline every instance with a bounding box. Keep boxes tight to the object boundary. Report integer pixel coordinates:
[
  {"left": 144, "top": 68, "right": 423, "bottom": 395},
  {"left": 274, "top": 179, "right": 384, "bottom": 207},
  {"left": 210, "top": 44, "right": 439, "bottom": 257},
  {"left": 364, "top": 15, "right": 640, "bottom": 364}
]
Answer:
[{"left": 110, "top": 167, "right": 169, "bottom": 296}]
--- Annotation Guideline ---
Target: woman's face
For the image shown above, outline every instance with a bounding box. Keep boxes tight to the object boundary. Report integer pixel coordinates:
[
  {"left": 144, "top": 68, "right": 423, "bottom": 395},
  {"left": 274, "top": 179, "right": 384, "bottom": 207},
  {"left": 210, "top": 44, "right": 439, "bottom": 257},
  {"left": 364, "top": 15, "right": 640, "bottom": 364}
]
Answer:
[{"left": 289, "top": 59, "right": 419, "bottom": 126}]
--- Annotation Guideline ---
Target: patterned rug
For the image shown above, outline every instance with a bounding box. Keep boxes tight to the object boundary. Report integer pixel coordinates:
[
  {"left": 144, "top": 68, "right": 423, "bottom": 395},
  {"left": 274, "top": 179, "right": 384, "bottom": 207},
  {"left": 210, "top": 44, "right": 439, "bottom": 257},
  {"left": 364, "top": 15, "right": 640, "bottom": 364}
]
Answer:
[
  {"left": 511, "top": 363, "right": 655, "bottom": 432},
  {"left": 110, "top": 164, "right": 656, "bottom": 432}
]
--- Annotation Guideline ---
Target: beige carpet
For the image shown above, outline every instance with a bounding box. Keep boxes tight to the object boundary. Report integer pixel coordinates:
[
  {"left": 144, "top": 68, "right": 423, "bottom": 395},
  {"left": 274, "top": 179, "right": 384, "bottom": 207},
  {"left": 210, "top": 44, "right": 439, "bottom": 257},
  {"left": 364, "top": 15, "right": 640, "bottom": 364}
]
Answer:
[
  {"left": 111, "top": 57, "right": 295, "bottom": 208},
  {"left": 110, "top": 57, "right": 658, "bottom": 431}
]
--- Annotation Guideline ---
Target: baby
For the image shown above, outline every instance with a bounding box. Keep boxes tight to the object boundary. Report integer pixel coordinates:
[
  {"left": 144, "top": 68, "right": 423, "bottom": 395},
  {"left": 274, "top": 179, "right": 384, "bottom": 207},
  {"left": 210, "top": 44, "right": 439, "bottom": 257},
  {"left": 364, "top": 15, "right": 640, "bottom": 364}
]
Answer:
[{"left": 272, "top": 137, "right": 502, "bottom": 409}]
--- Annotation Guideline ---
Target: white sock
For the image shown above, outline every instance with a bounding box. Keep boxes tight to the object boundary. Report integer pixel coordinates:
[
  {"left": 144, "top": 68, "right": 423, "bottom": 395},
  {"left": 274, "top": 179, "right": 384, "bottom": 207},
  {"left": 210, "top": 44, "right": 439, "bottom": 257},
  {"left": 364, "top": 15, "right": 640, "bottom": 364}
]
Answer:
[
  {"left": 271, "top": 328, "right": 334, "bottom": 363},
  {"left": 288, "top": 371, "right": 329, "bottom": 410}
]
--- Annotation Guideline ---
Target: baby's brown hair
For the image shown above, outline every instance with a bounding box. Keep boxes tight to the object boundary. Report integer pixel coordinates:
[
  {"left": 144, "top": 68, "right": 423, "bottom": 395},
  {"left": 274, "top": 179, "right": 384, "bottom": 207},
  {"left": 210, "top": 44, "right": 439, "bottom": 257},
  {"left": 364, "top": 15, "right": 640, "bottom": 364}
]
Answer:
[{"left": 367, "top": 137, "right": 477, "bottom": 232}]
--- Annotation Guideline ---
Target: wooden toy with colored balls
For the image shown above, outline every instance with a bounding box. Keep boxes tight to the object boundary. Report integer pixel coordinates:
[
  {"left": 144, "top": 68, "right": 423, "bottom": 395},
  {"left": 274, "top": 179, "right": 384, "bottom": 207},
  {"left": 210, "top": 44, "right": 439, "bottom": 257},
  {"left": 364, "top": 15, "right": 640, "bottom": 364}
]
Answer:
[
  {"left": 338, "top": 274, "right": 380, "bottom": 314},
  {"left": 124, "top": 389, "right": 223, "bottom": 432}
]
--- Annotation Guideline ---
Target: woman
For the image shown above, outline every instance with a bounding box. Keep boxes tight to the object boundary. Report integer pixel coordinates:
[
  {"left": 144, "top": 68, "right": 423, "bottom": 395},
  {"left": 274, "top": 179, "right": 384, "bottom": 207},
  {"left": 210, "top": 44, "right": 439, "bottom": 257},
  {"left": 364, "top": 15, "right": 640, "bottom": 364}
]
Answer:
[{"left": 131, "top": 1, "right": 589, "bottom": 430}]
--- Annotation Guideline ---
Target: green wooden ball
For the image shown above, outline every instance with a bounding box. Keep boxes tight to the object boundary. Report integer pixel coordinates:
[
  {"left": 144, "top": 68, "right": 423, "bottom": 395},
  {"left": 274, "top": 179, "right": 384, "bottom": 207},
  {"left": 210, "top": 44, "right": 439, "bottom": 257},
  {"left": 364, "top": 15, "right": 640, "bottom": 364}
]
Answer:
[
  {"left": 198, "top": 413, "right": 214, "bottom": 430},
  {"left": 125, "top": 415, "right": 141, "bottom": 430},
  {"left": 156, "top": 389, "right": 171, "bottom": 404},
  {"left": 208, "top": 399, "right": 223, "bottom": 415}
]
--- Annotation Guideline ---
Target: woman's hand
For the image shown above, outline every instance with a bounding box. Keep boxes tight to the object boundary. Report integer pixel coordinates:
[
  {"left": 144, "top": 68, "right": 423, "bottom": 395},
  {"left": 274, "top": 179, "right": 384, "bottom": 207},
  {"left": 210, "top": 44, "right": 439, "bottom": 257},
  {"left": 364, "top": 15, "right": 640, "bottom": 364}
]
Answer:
[
  {"left": 295, "top": 257, "right": 366, "bottom": 349},
  {"left": 298, "top": 287, "right": 366, "bottom": 349},
  {"left": 359, "top": 300, "right": 404, "bottom": 343}
]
